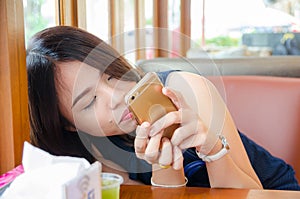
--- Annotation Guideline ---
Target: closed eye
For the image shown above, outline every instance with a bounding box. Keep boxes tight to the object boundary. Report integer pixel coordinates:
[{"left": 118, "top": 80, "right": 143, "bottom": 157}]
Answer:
[
  {"left": 84, "top": 96, "right": 96, "bottom": 109},
  {"left": 107, "top": 76, "right": 114, "bottom": 81}
]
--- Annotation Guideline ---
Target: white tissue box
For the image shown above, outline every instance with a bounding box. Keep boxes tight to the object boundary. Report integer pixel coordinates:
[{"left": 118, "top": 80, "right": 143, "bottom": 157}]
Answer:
[
  {"left": 64, "top": 161, "right": 101, "bottom": 199},
  {"left": 1, "top": 142, "right": 102, "bottom": 199}
]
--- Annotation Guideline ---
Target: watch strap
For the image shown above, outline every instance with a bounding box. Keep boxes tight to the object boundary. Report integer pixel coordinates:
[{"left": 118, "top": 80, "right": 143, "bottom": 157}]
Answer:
[{"left": 196, "top": 135, "right": 230, "bottom": 162}]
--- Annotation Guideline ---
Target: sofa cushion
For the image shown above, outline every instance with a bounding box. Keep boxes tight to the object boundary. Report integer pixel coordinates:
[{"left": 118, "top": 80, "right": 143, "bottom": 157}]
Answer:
[
  {"left": 137, "top": 56, "right": 300, "bottom": 77},
  {"left": 207, "top": 75, "right": 300, "bottom": 181}
]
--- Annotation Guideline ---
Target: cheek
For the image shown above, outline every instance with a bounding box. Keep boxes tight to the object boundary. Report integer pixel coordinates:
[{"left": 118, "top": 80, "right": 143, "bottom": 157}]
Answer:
[
  {"left": 73, "top": 106, "right": 117, "bottom": 137},
  {"left": 72, "top": 107, "right": 105, "bottom": 136},
  {"left": 95, "top": 107, "right": 124, "bottom": 132}
]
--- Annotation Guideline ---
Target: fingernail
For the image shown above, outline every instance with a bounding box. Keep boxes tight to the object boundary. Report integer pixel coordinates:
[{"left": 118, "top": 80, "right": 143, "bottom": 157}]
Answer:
[
  {"left": 141, "top": 122, "right": 150, "bottom": 128},
  {"left": 149, "top": 127, "right": 156, "bottom": 136},
  {"left": 173, "top": 163, "right": 183, "bottom": 170}
]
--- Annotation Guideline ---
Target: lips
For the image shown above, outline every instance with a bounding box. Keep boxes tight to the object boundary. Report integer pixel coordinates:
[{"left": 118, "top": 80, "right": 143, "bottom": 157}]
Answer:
[{"left": 120, "top": 108, "right": 134, "bottom": 122}]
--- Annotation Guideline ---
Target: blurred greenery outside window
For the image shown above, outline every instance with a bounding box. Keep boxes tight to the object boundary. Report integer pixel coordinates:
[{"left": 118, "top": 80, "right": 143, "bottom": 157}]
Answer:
[
  {"left": 171, "top": 0, "right": 300, "bottom": 57},
  {"left": 23, "top": 0, "right": 55, "bottom": 45}
]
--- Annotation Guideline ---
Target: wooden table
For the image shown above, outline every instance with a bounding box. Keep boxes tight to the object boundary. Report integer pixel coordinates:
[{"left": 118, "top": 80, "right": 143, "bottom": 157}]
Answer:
[{"left": 120, "top": 185, "right": 300, "bottom": 199}]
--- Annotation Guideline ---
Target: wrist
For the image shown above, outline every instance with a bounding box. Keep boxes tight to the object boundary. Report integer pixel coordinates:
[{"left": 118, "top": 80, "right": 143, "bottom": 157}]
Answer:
[
  {"left": 206, "top": 138, "right": 223, "bottom": 155},
  {"left": 196, "top": 130, "right": 219, "bottom": 155},
  {"left": 151, "top": 177, "right": 188, "bottom": 188},
  {"left": 196, "top": 135, "right": 230, "bottom": 162},
  {"left": 152, "top": 164, "right": 185, "bottom": 185}
]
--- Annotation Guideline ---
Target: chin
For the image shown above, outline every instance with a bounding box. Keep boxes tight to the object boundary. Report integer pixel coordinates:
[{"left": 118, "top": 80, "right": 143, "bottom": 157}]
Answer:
[{"left": 118, "top": 124, "right": 137, "bottom": 135}]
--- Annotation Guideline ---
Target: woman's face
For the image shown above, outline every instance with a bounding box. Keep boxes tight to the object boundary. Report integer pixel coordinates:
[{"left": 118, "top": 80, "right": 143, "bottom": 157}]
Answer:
[{"left": 56, "top": 61, "right": 138, "bottom": 136}]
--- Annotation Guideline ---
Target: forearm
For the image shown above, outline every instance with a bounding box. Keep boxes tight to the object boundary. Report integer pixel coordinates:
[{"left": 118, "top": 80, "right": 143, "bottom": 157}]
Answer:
[
  {"left": 206, "top": 143, "right": 262, "bottom": 189},
  {"left": 205, "top": 112, "right": 263, "bottom": 189},
  {"left": 151, "top": 164, "right": 185, "bottom": 186},
  {"left": 182, "top": 74, "right": 262, "bottom": 189}
]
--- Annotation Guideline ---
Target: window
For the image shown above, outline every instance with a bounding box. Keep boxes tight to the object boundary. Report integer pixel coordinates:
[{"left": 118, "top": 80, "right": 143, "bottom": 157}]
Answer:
[
  {"left": 23, "top": 0, "right": 55, "bottom": 45},
  {"left": 190, "top": 0, "right": 300, "bottom": 57},
  {"left": 23, "top": 0, "right": 300, "bottom": 59},
  {"left": 86, "top": 0, "right": 109, "bottom": 41}
]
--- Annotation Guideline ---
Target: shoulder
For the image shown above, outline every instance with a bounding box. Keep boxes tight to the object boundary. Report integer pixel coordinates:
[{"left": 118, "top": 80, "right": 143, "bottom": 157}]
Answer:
[
  {"left": 164, "top": 71, "right": 213, "bottom": 91},
  {"left": 167, "top": 71, "right": 205, "bottom": 80},
  {"left": 156, "top": 70, "right": 204, "bottom": 82}
]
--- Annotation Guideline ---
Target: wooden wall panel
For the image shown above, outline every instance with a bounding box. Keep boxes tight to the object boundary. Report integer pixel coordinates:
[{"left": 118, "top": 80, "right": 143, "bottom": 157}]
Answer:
[
  {"left": 153, "top": 0, "right": 169, "bottom": 57},
  {"left": 109, "top": 0, "right": 124, "bottom": 52},
  {"left": 180, "top": 0, "right": 191, "bottom": 57},
  {"left": 55, "top": 0, "right": 86, "bottom": 28},
  {"left": 134, "top": 0, "right": 146, "bottom": 60},
  {"left": 0, "top": 0, "right": 30, "bottom": 174}
]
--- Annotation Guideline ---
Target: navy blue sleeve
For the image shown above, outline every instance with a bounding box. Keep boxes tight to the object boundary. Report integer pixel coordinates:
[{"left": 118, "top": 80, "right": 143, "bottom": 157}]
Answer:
[
  {"left": 156, "top": 70, "right": 180, "bottom": 85},
  {"left": 240, "top": 131, "right": 300, "bottom": 190}
]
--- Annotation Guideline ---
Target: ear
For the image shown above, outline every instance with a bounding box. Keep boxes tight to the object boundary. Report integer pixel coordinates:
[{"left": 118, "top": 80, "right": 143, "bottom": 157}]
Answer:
[{"left": 64, "top": 124, "right": 77, "bottom": 132}]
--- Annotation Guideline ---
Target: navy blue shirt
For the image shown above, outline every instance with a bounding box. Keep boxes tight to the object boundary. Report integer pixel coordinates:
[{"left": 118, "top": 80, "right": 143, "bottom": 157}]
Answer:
[{"left": 93, "top": 70, "right": 300, "bottom": 190}]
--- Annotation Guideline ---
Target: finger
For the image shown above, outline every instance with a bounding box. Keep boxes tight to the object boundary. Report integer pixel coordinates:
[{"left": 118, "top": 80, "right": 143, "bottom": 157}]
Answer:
[
  {"left": 144, "top": 130, "right": 163, "bottom": 163},
  {"left": 170, "top": 121, "right": 203, "bottom": 145},
  {"left": 135, "top": 122, "right": 150, "bottom": 158},
  {"left": 172, "top": 146, "right": 183, "bottom": 170},
  {"left": 158, "top": 138, "right": 173, "bottom": 166},
  {"left": 178, "top": 133, "right": 206, "bottom": 150},
  {"left": 149, "top": 111, "right": 181, "bottom": 137},
  {"left": 136, "top": 122, "right": 150, "bottom": 139},
  {"left": 162, "top": 87, "right": 187, "bottom": 109}
]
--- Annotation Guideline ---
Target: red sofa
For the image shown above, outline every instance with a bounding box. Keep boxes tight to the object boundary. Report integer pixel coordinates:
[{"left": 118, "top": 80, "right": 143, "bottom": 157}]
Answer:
[{"left": 208, "top": 75, "right": 300, "bottom": 182}]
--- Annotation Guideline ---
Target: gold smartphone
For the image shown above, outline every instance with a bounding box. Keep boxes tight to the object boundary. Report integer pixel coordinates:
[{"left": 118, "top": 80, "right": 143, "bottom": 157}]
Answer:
[{"left": 125, "top": 72, "right": 179, "bottom": 139}]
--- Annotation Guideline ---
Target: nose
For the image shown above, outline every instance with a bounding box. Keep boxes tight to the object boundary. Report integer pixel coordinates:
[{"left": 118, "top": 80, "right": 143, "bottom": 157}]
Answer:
[
  {"left": 111, "top": 87, "right": 126, "bottom": 109},
  {"left": 97, "top": 82, "right": 124, "bottom": 109}
]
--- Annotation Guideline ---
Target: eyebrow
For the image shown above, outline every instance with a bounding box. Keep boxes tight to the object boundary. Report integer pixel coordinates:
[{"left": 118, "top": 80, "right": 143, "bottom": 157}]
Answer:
[{"left": 72, "top": 87, "right": 93, "bottom": 108}]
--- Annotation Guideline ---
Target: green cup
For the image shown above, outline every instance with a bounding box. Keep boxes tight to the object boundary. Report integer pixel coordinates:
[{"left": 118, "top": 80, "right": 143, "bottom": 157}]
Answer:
[{"left": 101, "top": 172, "right": 123, "bottom": 199}]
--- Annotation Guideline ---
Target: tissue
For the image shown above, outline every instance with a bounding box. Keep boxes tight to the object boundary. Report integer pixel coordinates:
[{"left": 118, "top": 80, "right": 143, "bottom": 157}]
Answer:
[{"left": 1, "top": 142, "right": 101, "bottom": 199}]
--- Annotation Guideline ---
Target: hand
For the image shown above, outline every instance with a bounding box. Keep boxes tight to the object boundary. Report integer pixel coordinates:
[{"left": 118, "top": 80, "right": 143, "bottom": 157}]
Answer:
[
  {"left": 135, "top": 121, "right": 183, "bottom": 169},
  {"left": 161, "top": 87, "right": 209, "bottom": 149},
  {"left": 134, "top": 87, "right": 216, "bottom": 170},
  {"left": 150, "top": 87, "right": 214, "bottom": 167}
]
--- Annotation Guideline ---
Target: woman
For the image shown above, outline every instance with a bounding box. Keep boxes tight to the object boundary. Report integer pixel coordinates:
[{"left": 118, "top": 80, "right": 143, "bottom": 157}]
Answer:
[{"left": 26, "top": 26, "right": 299, "bottom": 190}]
